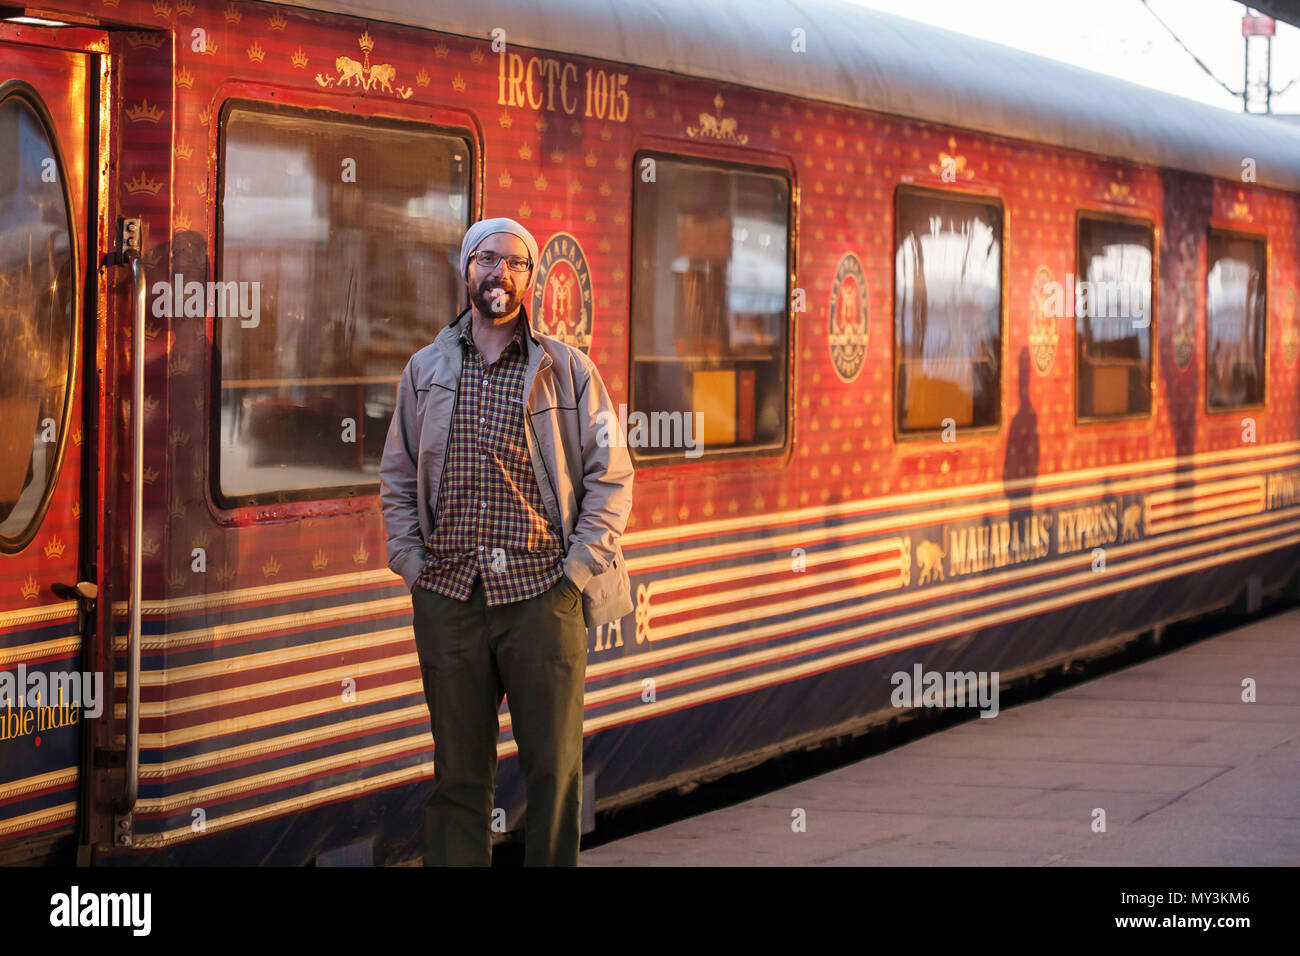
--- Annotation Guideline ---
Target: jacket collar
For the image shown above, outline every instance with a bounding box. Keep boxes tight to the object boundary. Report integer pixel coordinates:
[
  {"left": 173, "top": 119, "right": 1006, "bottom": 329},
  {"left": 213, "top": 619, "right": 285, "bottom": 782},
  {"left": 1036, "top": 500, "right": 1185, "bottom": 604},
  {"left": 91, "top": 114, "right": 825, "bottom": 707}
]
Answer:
[{"left": 437, "top": 302, "right": 553, "bottom": 402}]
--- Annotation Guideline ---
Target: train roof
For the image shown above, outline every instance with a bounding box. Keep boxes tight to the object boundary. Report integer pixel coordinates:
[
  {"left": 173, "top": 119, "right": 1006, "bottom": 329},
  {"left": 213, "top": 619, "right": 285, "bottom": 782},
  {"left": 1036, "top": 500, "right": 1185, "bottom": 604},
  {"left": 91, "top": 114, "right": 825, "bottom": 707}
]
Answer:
[{"left": 271, "top": 0, "right": 1300, "bottom": 192}]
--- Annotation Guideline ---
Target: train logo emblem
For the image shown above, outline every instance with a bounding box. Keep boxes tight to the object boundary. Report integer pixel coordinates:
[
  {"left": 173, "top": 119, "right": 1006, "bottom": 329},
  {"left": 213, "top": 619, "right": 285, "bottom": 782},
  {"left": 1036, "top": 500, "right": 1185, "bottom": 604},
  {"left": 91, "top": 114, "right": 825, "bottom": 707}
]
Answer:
[
  {"left": 530, "top": 233, "right": 593, "bottom": 352},
  {"left": 314, "top": 30, "right": 415, "bottom": 99},
  {"left": 1173, "top": 277, "right": 1195, "bottom": 371},
  {"left": 828, "top": 253, "right": 868, "bottom": 382},
  {"left": 1282, "top": 285, "right": 1298, "bottom": 368},
  {"left": 1028, "top": 265, "right": 1059, "bottom": 375}
]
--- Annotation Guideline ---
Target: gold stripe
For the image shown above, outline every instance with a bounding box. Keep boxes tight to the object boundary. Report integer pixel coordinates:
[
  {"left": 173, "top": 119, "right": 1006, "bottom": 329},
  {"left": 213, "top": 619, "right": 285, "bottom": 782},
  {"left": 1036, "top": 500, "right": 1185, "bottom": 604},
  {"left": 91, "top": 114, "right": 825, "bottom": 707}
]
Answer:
[
  {"left": 116, "top": 677, "right": 426, "bottom": 749},
  {"left": 115, "top": 627, "right": 413, "bottom": 687},
  {"left": 0, "top": 602, "right": 77, "bottom": 632},
  {"left": 113, "top": 651, "right": 419, "bottom": 719},
  {"left": 621, "top": 442, "right": 1300, "bottom": 547},
  {"left": 0, "top": 636, "right": 82, "bottom": 668},
  {"left": 131, "top": 763, "right": 434, "bottom": 848},
  {"left": 135, "top": 733, "right": 432, "bottom": 814},
  {"left": 110, "top": 596, "right": 412, "bottom": 654},
  {"left": 140, "top": 706, "right": 431, "bottom": 779},
  {"left": 0, "top": 802, "right": 76, "bottom": 839},
  {"left": 624, "top": 455, "right": 1297, "bottom": 572},
  {"left": 0, "top": 767, "right": 78, "bottom": 803},
  {"left": 109, "top": 568, "right": 402, "bottom": 617}
]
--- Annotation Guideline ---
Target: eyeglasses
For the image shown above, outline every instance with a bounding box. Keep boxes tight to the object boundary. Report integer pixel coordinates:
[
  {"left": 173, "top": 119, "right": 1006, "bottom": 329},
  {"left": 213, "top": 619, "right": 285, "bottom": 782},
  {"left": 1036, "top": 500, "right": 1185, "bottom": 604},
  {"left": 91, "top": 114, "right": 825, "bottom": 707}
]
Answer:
[{"left": 470, "top": 251, "right": 533, "bottom": 273}]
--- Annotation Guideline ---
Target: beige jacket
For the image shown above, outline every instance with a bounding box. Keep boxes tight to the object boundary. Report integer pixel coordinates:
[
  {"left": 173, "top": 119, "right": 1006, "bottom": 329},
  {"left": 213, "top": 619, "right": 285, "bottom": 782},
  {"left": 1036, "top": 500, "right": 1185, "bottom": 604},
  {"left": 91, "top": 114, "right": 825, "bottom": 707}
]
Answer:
[{"left": 379, "top": 305, "right": 634, "bottom": 628}]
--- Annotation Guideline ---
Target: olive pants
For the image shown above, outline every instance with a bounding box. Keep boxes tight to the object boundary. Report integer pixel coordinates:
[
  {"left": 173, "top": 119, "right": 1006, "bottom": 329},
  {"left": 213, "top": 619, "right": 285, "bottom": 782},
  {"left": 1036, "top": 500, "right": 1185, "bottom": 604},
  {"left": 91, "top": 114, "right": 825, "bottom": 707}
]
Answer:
[{"left": 411, "top": 572, "right": 587, "bottom": 866}]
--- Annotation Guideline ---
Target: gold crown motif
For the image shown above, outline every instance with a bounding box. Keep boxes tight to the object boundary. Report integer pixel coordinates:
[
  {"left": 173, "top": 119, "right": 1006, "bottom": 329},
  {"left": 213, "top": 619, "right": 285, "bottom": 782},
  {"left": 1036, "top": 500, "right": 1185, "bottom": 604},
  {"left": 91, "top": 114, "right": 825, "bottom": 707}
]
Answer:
[
  {"left": 246, "top": 40, "right": 265, "bottom": 64},
  {"left": 290, "top": 46, "right": 309, "bottom": 68},
  {"left": 498, "top": 110, "right": 512, "bottom": 128},
  {"left": 124, "top": 172, "right": 162, "bottom": 196},
  {"left": 175, "top": 0, "right": 195, "bottom": 14},
  {"left": 433, "top": 40, "right": 448, "bottom": 58},
  {"left": 268, "top": 10, "right": 286, "bottom": 31},
  {"left": 125, "top": 32, "right": 163, "bottom": 49},
  {"left": 174, "top": 209, "right": 192, "bottom": 230},
  {"left": 469, "top": 47, "right": 483, "bottom": 63},
  {"left": 216, "top": 563, "right": 236, "bottom": 588},
  {"left": 416, "top": 67, "right": 430, "bottom": 87},
  {"left": 72, "top": 501, "right": 81, "bottom": 520},
  {"left": 358, "top": 29, "right": 375, "bottom": 56},
  {"left": 176, "top": 66, "right": 195, "bottom": 89},
  {"left": 311, "top": 549, "right": 329, "bottom": 571},
  {"left": 21, "top": 575, "right": 40, "bottom": 601},
  {"left": 451, "top": 72, "right": 466, "bottom": 92},
  {"left": 168, "top": 570, "right": 186, "bottom": 592},
  {"left": 191, "top": 529, "right": 210, "bottom": 551},
  {"left": 142, "top": 536, "right": 160, "bottom": 557},
  {"left": 126, "top": 99, "right": 164, "bottom": 123},
  {"left": 174, "top": 140, "right": 194, "bottom": 161},
  {"left": 152, "top": 0, "right": 171, "bottom": 20},
  {"left": 142, "top": 465, "right": 160, "bottom": 485},
  {"left": 224, "top": 2, "right": 242, "bottom": 24},
  {"left": 517, "top": 143, "right": 532, "bottom": 161},
  {"left": 44, "top": 535, "right": 66, "bottom": 559},
  {"left": 169, "top": 427, "right": 190, "bottom": 448},
  {"left": 352, "top": 543, "right": 369, "bottom": 565},
  {"left": 198, "top": 105, "right": 213, "bottom": 126},
  {"left": 261, "top": 556, "right": 281, "bottom": 578}
]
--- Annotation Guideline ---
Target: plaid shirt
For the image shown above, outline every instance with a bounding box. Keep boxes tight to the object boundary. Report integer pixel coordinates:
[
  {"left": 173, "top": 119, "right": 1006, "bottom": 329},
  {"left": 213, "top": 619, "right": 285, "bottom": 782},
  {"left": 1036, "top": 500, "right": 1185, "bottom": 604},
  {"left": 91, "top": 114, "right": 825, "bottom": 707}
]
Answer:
[{"left": 415, "top": 312, "right": 566, "bottom": 605}]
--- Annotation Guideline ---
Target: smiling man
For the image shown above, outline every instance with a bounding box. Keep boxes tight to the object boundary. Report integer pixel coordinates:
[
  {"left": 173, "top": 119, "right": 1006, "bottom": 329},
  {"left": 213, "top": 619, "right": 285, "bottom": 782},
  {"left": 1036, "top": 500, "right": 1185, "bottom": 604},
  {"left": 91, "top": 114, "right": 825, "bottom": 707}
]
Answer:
[{"left": 379, "top": 217, "right": 634, "bottom": 866}]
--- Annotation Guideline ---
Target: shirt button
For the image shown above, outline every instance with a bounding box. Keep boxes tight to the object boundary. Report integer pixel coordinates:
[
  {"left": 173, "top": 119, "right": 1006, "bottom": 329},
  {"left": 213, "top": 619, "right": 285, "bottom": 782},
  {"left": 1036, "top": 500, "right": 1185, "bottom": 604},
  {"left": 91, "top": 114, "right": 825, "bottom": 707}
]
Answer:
[
  {"left": 483, "top": 377, "right": 488, "bottom": 385},
  {"left": 480, "top": 501, "right": 487, "bottom": 508},
  {"left": 479, "top": 416, "right": 485, "bottom": 423},
  {"left": 480, "top": 454, "right": 486, "bottom": 461}
]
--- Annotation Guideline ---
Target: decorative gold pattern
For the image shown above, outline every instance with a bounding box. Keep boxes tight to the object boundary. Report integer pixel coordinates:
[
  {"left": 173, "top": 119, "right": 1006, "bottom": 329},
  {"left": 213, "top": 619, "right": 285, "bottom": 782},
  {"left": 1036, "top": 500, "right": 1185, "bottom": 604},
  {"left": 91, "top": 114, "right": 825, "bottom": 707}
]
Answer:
[
  {"left": 686, "top": 94, "right": 749, "bottom": 144},
  {"left": 1029, "top": 265, "right": 1059, "bottom": 375},
  {"left": 315, "top": 31, "right": 414, "bottom": 98}
]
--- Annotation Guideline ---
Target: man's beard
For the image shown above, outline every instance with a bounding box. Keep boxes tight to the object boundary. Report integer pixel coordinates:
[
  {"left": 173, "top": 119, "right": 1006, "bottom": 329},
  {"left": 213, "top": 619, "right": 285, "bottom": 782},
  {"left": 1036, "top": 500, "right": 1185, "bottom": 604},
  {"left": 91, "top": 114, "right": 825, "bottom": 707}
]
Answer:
[{"left": 471, "top": 276, "right": 524, "bottom": 319}]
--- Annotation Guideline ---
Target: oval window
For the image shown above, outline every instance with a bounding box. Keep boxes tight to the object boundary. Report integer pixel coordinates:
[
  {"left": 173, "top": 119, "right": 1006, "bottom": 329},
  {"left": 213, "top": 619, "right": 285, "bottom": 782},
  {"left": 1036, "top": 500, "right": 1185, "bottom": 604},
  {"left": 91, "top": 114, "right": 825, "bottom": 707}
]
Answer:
[{"left": 0, "top": 85, "right": 77, "bottom": 553}]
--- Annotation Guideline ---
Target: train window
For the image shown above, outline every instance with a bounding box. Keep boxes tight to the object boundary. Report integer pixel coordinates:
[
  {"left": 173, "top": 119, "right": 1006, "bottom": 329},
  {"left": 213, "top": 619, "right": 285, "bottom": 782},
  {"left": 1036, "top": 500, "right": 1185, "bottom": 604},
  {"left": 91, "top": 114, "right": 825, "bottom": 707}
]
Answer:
[
  {"left": 629, "top": 152, "right": 790, "bottom": 461},
  {"left": 0, "top": 87, "right": 76, "bottom": 553},
  {"left": 1206, "top": 230, "right": 1266, "bottom": 409},
  {"left": 894, "top": 187, "right": 1002, "bottom": 434},
  {"left": 215, "top": 101, "right": 471, "bottom": 506},
  {"left": 1075, "top": 214, "right": 1154, "bottom": 420}
]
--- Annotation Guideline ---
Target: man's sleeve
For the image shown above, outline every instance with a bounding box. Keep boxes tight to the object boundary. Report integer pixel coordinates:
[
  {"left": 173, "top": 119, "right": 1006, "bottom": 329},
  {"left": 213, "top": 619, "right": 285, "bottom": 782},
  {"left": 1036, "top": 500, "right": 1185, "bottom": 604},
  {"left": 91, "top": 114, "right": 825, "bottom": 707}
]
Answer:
[
  {"left": 562, "top": 355, "right": 634, "bottom": 592},
  {"left": 379, "top": 358, "right": 427, "bottom": 591}
]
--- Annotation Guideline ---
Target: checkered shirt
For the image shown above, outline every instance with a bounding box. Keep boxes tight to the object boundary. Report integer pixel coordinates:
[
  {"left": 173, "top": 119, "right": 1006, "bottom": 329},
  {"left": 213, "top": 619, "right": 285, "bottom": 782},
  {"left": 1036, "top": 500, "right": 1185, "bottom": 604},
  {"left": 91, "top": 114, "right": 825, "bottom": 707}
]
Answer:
[{"left": 415, "top": 313, "right": 566, "bottom": 605}]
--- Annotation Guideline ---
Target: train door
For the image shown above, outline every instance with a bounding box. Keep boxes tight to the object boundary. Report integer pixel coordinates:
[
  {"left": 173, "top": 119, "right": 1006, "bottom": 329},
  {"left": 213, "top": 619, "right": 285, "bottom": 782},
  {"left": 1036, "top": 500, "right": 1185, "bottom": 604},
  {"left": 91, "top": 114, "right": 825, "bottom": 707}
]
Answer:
[{"left": 0, "top": 31, "right": 103, "bottom": 864}]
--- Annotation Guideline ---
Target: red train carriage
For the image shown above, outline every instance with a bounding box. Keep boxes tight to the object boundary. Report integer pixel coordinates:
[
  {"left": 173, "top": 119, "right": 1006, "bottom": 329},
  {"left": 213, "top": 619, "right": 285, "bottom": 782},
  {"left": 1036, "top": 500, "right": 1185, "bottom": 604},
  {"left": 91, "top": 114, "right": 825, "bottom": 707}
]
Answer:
[{"left": 1, "top": 0, "right": 1298, "bottom": 865}]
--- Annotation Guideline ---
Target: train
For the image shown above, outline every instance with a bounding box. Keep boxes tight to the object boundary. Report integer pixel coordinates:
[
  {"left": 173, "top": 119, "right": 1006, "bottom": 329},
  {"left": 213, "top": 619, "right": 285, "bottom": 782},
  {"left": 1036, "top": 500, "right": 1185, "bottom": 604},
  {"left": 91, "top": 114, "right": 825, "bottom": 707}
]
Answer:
[{"left": 2, "top": 0, "right": 1299, "bottom": 865}]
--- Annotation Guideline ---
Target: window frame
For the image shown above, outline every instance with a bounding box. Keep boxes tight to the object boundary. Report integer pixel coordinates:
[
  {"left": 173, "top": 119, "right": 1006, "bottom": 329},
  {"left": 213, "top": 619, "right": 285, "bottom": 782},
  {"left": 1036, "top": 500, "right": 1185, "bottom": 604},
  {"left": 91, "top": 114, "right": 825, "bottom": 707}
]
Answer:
[
  {"left": 209, "top": 95, "right": 477, "bottom": 511},
  {"left": 0, "top": 80, "right": 80, "bottom": 555},
  {"left": 627, "top": 145, "right": 796, "bottom": 467},
  {"left": 1072, "top": 208, "right": 1160, "bottom": 427},
  {"left": 891, "top": 183, "right": 1008, "bottom": 444},
  {"left": 1203, "top": 224, "right": 1269, "bottom": 416}
]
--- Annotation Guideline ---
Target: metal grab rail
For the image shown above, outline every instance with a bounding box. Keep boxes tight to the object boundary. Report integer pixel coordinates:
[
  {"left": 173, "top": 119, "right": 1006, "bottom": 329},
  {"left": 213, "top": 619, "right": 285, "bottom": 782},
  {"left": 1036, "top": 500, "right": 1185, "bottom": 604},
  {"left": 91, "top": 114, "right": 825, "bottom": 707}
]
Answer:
[{"left": 121, "top": 253, "right": 145, "bottom": 818}]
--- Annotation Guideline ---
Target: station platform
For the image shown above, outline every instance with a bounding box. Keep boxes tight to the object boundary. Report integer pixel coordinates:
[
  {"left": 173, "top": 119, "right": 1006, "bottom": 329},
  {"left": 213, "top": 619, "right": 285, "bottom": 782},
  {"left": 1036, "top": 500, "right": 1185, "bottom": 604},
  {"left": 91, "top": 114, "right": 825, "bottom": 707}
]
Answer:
[{"left": 580, "top": 607, "right": 1300, "bottom": 866}]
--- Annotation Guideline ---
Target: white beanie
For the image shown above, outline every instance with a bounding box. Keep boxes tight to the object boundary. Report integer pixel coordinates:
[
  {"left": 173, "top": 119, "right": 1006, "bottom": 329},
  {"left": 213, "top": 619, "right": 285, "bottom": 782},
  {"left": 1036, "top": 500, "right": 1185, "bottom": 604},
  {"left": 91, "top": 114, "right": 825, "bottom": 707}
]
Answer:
[{"left": 459, "top": 217, "right": 539, "bottom": 279}]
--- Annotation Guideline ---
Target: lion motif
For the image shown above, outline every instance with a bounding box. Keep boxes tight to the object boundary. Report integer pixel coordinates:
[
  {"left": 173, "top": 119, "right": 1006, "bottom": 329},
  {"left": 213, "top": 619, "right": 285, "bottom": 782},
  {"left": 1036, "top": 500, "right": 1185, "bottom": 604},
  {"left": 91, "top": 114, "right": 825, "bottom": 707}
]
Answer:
[
  {"left": 916, "top": 539, "right": 946, "bottom": 585},
  {"left": 336, "top": 56, "right": 365, "bottom": 87}
]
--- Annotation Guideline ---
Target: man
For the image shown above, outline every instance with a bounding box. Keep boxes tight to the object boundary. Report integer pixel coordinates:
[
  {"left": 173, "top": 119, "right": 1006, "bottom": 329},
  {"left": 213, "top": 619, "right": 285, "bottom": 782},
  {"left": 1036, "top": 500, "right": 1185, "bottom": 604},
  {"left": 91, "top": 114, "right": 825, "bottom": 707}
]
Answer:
[{"left": 379, "top": 217, "right": 634, "bottom": 867}]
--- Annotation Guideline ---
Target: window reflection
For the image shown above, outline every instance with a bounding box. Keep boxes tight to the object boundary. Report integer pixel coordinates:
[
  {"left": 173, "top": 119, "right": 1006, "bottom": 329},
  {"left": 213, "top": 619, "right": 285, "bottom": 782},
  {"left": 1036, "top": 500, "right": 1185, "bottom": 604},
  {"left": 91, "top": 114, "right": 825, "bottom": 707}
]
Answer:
[
  {"left": 217, "top": 104, "right": 470, "bottom": 502},
  {"left": 1207, "top": 231, "right": 1266, "bottom": 409},
  {"left": 895, "top": 190, "right": 1002, "bottom": 432},
  {"left": 1077, "top": 216, "right": 1153, "bottom": 419},
  {"left": 0, "top": 92, "right": 74, "bottom": 550},
  {"left": 630, "top": 154, "right": 789, "bottom": 457}
]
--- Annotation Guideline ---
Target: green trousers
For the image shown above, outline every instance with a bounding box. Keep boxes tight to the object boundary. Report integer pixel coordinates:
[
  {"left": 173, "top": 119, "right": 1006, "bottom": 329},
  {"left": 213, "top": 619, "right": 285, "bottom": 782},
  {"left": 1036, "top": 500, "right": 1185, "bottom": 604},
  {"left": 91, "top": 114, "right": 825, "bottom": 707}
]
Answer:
[{"left": 411, "top": 572, "right": 587, "bottom": 866}]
